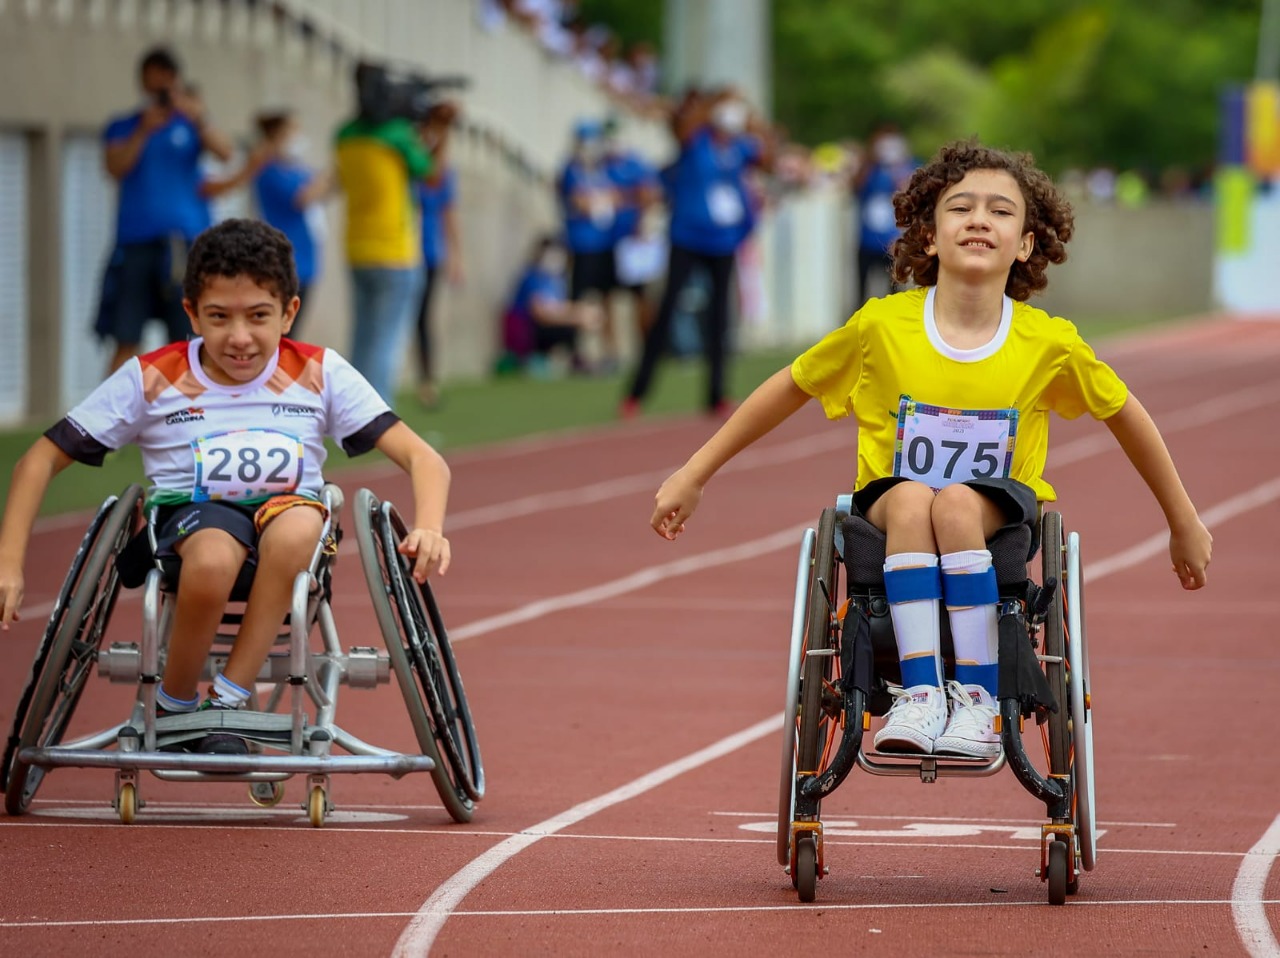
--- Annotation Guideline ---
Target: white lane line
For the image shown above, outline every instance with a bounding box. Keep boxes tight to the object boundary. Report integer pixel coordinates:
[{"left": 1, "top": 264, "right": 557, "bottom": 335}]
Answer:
[
  {"left": 1050, "top": 380, "right": 1280, "bottom": 467},
  {"left": 1084, "top": 476, "right": 1280, "bottom": 583},
  {"left": 394, "top": 475, "right": 1280, "bottom": 954},
  {"left": 449, "top": 525, "right": 809, "bottom": 642},
  {"left": 1233, "top": 813, "right": 1280, "bottom": 957},
  {"left": 6, "top": 899, "right": 1278, "bottom": 930},
  {"left": 390, "top": 715, "right": 783, "bottom": 957},
  {"left": 709, "top": 811, "right": 1178, "bottom": 827}
]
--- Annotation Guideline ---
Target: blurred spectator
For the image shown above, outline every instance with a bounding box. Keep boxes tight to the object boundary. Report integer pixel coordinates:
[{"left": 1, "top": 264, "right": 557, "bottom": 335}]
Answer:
[
  {"left": 498, "top": 235, "right": 594, "bottom": 376},
  {"left": 853, "top": 123, "right": 917, "bottom": 303},
  {"left": 334, "top": 63, "right": 431, "bottom": 404},
  {"left": 622, "top": 88, "right": 773, "bottom": 418},
  {"left": 415, "top": 100, "right": 465, "bottom": 408},
  {"left": 604, "top": 117, "right": 663, "bottom": 338},
  {"left": 250, "top": 111, "right": 333, "bottom": 336},
  {"left": 98, "top": 46, "right": 234, "bottom": 373},
  {"left": 558, "top": 119, "right": 618, "bottom": 369}
]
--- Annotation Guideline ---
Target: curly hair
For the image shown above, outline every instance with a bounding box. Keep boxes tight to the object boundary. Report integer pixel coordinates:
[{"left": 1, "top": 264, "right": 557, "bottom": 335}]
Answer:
[
  {"left": 183, "top": 218, "right": 299, "bottom": 306},
  {"left": 889, "top": 140, "right": 1074, "bottom": 301}
]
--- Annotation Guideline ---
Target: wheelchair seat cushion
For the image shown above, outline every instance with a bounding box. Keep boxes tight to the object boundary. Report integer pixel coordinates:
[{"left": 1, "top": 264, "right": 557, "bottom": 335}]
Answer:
[{"left": 841, "top": 514, "right": 1034, "bottom": 590}]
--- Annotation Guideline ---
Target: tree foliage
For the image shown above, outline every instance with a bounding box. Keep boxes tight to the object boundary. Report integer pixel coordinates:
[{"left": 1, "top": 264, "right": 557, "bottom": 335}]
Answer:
[{"left": 580, "top": 0, "right": 1263, "bottom": 172}]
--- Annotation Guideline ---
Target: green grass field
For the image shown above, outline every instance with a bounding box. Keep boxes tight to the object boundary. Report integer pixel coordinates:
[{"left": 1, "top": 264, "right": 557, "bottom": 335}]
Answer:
[{"left": 0, "top": 311, "right": 1184, "bottom": 518}]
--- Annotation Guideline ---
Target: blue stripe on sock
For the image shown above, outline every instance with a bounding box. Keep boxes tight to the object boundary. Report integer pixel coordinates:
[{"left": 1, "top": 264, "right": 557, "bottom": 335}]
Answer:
[
  {"left": 157, "top": 686, "right": 199, "bottom": 711},
  {"left": 900, "top": 655, "right": 941, "bottom": 689},
  {"left": 942, "top": 567, "right": 998, "bottom": 607},
  {"left": 215, "top": 674, "right": 250, "bottom": 697},
  {"left": 884, "top": 565, "right": 942, "bottom": 604},
  {"left": 955, "top": 662, "right": 999, "bottom": 697}
]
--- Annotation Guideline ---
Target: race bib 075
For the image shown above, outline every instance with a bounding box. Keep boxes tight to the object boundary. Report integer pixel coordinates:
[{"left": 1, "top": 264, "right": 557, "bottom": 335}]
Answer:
[
  {"left": 892, "top": 396, "right": 1018, "bottom": 490},
  {"left": 192, "top": 428, "right": 305, "bottom": 502}
]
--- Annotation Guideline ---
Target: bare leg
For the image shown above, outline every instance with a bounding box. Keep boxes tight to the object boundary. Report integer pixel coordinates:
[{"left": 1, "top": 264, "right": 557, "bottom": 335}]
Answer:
[
  {"left": 931, "top": 483, "right": 1007, "bottom": 553},
  {"left": 108, "top": 343, "right": 141, "bottom": 375},
  {"left": 161, "top": 530, "right": 247, "bottom": 699},
  {"left": 220, "top": 507, "right": 324, "bottom": 690},
  {"left": 865, "top": 481, "right": 938, "bottom": 554}
]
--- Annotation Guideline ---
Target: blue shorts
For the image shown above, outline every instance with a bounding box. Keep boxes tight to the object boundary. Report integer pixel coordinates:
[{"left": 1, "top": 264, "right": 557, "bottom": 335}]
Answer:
[{"left": 96, "top": 238, "right": 190, "bottom": 347}]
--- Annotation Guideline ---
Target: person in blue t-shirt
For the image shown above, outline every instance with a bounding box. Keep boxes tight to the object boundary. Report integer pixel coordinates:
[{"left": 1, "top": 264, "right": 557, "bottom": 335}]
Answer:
[
  {"left": 854, "top": 123, "right": 919, "bottom": 304},
  {"left": 250, "top": 110, "right": 333, "bottom": 337},
  {"left": 558, "top": 120, "right": 621, "bottom": 369},
  {"left": 602, "top": 117, "right": 661, "bottom": 341},
  {"left": 414, "top": 101, "right": 464, "bottom": 408},
  {"left": 499, "top": 236, "right": 595, "bottom": 375},
  {"left": 622, "top": 88, "right": 772, "bottom": 418},
  {"left": 99, "top": 46, "right": 234, "bottom": 374}
]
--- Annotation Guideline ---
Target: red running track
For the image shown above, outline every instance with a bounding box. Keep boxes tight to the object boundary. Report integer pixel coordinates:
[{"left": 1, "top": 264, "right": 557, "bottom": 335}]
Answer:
[{"left": 1, "top": 315, "right": 1278, "bottom": 957}]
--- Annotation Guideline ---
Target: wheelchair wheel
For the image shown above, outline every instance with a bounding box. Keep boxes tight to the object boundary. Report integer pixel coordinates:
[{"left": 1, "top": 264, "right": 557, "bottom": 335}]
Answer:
[
  {"left": 776, "top": 508, "right": 840, "bottom": 896},
  {"left": 4, "top": 484, "right": 143, "bottom": 814},
  {"left": 1066, "top": 530, "right": 1097, "bottom": 873},
  {"left": 354, "top": 488, "right": 484, "bottom": 824},
  {"left": 1040, "top": 512, "right": 1072, "bottom": 776}
]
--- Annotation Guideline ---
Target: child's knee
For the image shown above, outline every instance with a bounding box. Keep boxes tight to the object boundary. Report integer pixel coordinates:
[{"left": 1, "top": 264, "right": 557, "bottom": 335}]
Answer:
[
  {"left": 174, "top": 532, "right": 247, "bottom": 597},
  {"left": 880, "top": 480, "right": 936, "bottom": 523},
  {"left": 256, "top": 507, "right": 323, "bottom": 567}
]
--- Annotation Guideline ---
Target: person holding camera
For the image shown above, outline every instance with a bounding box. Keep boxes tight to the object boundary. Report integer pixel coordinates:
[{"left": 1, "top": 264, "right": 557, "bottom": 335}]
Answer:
[
  {"left": 99, "top": 46, "right": 234, "bottom": 374},
  {"left": 334, "top": 64, "right": 434, "bottom": 406}
]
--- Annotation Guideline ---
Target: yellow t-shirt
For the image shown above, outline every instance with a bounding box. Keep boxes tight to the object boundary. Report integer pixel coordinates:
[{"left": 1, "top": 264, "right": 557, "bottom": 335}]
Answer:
[{"left": 790, "top": 287, "right": 1128, "bottom": 501}]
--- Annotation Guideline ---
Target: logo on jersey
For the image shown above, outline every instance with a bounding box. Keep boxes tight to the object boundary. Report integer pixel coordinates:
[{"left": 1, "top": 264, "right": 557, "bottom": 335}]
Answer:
[
  {"left": 165, "top": 407, "right": 206, "bottom": 425},
  {"left": 271, "top": 404, "right": 318, "bottom": 419}
]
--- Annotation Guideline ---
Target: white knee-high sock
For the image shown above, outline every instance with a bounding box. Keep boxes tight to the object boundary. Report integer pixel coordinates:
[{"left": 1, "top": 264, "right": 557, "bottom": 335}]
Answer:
[
  {"left": 883, "top": 552, "right": 941, "bottom": 689},
  {"left": 941, "top": 549, "right": 999, "bottom": 696}
]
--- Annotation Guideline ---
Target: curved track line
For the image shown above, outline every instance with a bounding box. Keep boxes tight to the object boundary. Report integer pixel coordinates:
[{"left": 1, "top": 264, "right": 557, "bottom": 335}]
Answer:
[
  {"left": 1233, "top": 813, "right": 1280, "bottom": 958},
  {"left": 389, "top": 715, "right": 782, "bottom": 958},
  {"left": 395, "top": 474, "right": 1280, "bottom": 955}
]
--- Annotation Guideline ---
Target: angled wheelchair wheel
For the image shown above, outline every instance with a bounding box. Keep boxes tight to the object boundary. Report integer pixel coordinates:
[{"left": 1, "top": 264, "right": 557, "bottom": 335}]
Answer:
[
  {"left": 776, "top": 507, "right": 841, "bottom": 899},
  {"left": 354, "top": 488, "right": 484, "bottom": 824},
  {"left": 1065, "top": 530, "right": 1097, "bottom": 873},
  {"left": 4, "top": 484, "right": 143, "bottom": 814}
]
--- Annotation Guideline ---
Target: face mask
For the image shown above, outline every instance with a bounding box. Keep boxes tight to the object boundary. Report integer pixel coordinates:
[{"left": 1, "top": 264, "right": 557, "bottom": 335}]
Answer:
[
  {"left": 282, "top": 134, "right": 310, "bottom": 162},
  {"left": 712, "top": 101, "right": 748, "bottom": 135},
  {"left": 875, "top": 135, "right": 909, "bottom": 166}
]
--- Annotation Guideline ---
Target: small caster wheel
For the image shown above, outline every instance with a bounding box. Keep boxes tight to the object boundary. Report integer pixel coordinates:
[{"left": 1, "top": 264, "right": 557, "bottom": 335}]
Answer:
[
  {"left": 1047, "top": 839, "right": 1068, "bottom": 905},
  {"left": 117, "top": 783, "right": 137, "bottom": 825},
  {"left": 249, "top": 782, "right": 286, "bottom": 808},
  {"left": 794, "top": 834, "right": 818, "bottom": 903},
  {"left": 307, "top": 786, "right": 327, "bottom": 828}
]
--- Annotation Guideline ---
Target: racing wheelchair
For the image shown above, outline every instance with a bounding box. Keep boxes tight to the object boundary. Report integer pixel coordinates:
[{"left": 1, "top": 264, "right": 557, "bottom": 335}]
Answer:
[
  {"left": 2, "top": 484, "right": 484, "bottom": 827},
  {"left": 778, "top": 497, "right": 1094, "bottom": 905}
]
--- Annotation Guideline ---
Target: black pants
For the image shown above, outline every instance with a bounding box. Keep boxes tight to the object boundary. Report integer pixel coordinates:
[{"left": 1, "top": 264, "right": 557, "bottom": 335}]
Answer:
[
  {"left": 627, "top": 244, "right": 735, "bottom": 409},
  {"left": 292, "top": 282, "right": 311, "bottom": 339},
  {"left": 415, "top": 264, "right": 440, "bottom": 382}
]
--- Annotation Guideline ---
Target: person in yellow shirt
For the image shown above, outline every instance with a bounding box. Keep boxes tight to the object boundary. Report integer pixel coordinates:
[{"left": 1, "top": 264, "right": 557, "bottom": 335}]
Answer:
[
  {"left": 648, "top": 140, "right": 1213, "bottom": 757},
  {"left": 334, "top": 63, "right": 433, "bottom": 404}
]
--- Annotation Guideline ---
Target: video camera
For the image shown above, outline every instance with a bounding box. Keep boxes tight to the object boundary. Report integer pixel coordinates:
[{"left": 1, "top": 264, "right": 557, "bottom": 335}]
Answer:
[{"left": 355, "top": 61, "right": 469, "bottom": 124}]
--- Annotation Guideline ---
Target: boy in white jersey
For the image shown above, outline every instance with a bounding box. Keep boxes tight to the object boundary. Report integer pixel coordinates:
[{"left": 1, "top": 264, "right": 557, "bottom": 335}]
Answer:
[
  {"left": 0, "top": 219, "right": 452, "bottom": 754},
  {"left": 648, "top": 141, "right": 1213, "bottom": 756}
]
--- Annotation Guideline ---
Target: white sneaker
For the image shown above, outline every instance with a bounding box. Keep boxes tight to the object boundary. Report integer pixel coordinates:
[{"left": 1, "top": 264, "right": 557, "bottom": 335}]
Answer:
[
  {"left": 935, "top": 681, "right": 1001, "bottom": 758},
  {"left": 873, "top": 684, "right": 947, "bottom": 754}
]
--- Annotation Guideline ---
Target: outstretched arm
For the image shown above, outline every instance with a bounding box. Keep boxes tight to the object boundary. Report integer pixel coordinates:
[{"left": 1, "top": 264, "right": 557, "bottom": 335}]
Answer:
[
  {"left": 374, "top": 422, "right": 452, "bottom": 581},
  {"left": 1104, "top": 393, "right": 1212, "bottom": 589},
  {"left": 0, "top": 439, "right": 75, "bottom": 626},
  {"left": 651, "top": 367, "right": 811, "bottom": 540}
]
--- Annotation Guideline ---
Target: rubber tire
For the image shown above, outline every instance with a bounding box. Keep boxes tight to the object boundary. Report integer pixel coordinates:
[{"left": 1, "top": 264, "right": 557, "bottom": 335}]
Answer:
[
  {"left": 796, "top": 508, "right": 839, "bottom": 800},
  {"left": 4, "top": 485, "right": 143, "bottom": 814},
  {"left": 795, "top": 833, "right": 819, "bottom": 904},
  {"left": 1040, "top": 512, "right": 1072, "bottom": 777},
  {"left": 308, "top": 786, "right": 326, "bottom": 828},
  {"left": 353, "top": 489, "right": 483, "bottom": 824},
  {"left": 117, "top": 782, "right": 137, "bottom": 825},
  {"left": 1047, "top": 838, "right": 1068, "bottom": 905}
]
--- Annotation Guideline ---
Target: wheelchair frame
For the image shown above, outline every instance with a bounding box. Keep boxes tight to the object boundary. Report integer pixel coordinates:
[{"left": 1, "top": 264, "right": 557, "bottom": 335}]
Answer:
[
  {"left": 777, "top": 497, "right": 1096, "bottom": 905},
  {"left": 2, "top": 484, "right": 484, "bottom": 827}
]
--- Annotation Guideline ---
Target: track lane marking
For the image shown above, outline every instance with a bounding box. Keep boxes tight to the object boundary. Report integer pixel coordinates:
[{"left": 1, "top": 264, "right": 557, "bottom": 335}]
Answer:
[
  {"left": 393, "top": 474, "right": 1280, "bottom": 954},
  {"left": 1234, "top": 813, "right": 1280, "bottom": 957},
  {"left": 6, "top": 898, "right": 1279, "bottom": 930}
]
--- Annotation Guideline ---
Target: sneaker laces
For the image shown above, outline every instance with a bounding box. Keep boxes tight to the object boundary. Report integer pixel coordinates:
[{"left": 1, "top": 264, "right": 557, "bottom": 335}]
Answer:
[
  {"left": 944, "top": 681, "right": 997, "bottom": 732},
  {"left": 884, "top": 685, "right": 939, "bottom": 726}
]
